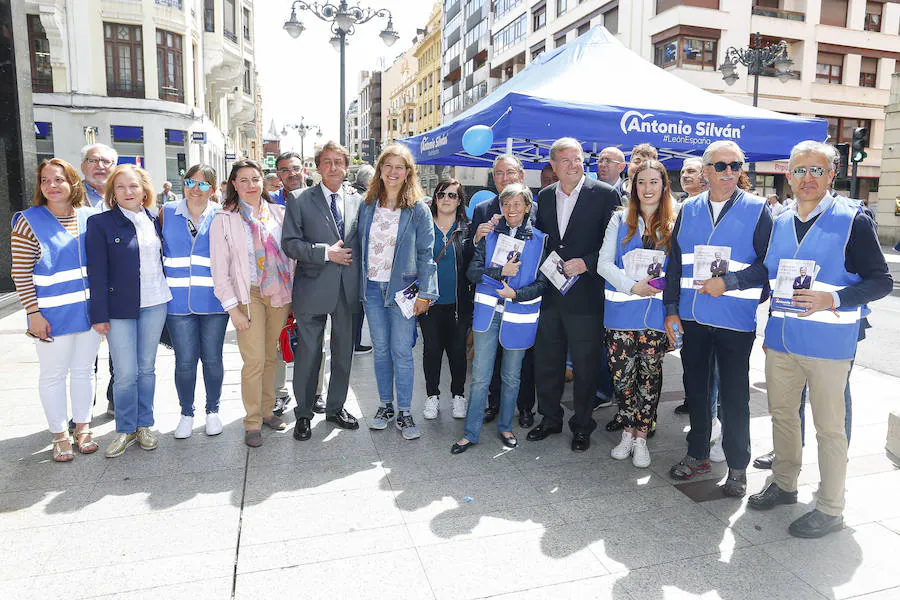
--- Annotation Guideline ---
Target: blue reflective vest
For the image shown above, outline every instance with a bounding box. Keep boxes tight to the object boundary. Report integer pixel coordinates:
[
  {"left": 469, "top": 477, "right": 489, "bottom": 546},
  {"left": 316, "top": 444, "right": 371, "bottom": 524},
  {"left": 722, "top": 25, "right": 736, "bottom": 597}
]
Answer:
[
  {"left": 472, "top": 228, "right": 545, "bottom": 350},
  {"left": 13, "top": 206, "right": 96, "bottom": 336},
  {"left": 764, "top": 198, "right": 862, "bottom": 360},
  {"left": 162, "top": 203, "right": 225, "bottom": 315},
  {"left": 604, "top": 221, "right": 666, "bottom": 332},
  {"left": 677, "top": 191, "right": 766, "bottom": 332}
]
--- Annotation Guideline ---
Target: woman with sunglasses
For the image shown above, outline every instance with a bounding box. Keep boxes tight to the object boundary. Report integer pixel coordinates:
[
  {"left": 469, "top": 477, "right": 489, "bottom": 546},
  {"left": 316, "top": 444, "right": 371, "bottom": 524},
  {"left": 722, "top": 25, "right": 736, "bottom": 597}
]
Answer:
[
  {"left": 209, "top": 159, "right": 293, "bottom": 448},
  {"left": 11, "top": 158, "right": 101, "bottom": 461},
  {"left": 420, "top": 179, "right": 474, "bottom": 421},
  {"left": 86, "top": 164, "right": 171, "bottom": 458},
  {"left": 161, "top": 165, "right": 229, "bottom": 439}
]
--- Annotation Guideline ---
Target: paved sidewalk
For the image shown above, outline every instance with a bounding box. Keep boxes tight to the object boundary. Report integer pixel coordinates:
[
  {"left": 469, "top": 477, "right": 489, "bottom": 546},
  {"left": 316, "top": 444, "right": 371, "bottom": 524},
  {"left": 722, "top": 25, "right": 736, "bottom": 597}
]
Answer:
[{"left": 1, "top": 304, "right": 899, "bottom": 600}]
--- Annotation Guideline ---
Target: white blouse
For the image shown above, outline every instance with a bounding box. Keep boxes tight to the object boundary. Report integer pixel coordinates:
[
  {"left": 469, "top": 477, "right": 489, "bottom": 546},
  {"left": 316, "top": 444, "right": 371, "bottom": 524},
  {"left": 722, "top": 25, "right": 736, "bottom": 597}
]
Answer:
[
  {"left": 367, "top": 206, "right": 401, "bottom": 282},
  {"left": 119, "top": 206, "right": 172, "bottom": 308}
]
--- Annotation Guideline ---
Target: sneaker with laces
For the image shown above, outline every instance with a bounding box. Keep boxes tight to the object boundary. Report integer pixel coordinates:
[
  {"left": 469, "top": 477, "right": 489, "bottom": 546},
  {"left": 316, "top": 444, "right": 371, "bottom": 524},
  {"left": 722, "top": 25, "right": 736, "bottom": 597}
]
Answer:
[
  {"left": 632, "top": 437, "right": 651, "bottom": 468},
  {"left": 709, "top": 437, "right": 726, "bottom": 463},
  {"left": 396, "top": 412, "right": 421, "bottom": 440},
  {"left": 135, "top": 427, "right": 158, "bottom": 450},
  {"left": 205, "top": 413, "right": 223, "bottom": 436},
  {"left": 423, "top": 395, "right": 440, "bottom": 420},
  {"left": 174, "top": 415, "right": 193, "bottom": 439},
  {"left": 611, "top": 430, "right": 635, "bottom": 460},
  {"left": 451, "top": 395, "right": 467, "bottom": 419},
  {"left": 370, "top": 405, "right": 395, "bottom": 430},
  {"left": 273, "top": 395, "right": 291, "bottom": 416}
]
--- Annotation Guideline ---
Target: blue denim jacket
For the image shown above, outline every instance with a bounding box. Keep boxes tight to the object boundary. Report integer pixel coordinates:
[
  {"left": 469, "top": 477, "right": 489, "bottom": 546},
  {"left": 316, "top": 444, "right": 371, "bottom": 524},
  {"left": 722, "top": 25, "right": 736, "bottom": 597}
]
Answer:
[{"left": 359, "top": 199, "right": 438, "bottom": 306}]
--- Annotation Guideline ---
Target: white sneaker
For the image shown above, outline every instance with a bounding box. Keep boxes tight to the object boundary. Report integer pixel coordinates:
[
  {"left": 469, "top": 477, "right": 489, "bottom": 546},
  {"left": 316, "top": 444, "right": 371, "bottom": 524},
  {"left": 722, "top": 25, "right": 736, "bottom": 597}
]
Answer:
[
  {"left": 710, "top": 417, "right": 722, "bottom": 443},
  {"left": 632, "top": 437, "right": 651, "bottom": 468},
  {"left": 205, "top": 413, "right": 223, "bottom": 436},
  {"left": 709, "top": 437, "right": 727, "bottom": 463},
  {"left": 423, "top": 395, "right": 440, "bottom": 420},
  {"left": 611, "top": 430, "right": 635, "bottom": 460},
  {"left": 174, "top": 415, "right": 193, "bottom": 439},
  {"left": 451, "top": 395, "right": 467, "bottom": 419}
]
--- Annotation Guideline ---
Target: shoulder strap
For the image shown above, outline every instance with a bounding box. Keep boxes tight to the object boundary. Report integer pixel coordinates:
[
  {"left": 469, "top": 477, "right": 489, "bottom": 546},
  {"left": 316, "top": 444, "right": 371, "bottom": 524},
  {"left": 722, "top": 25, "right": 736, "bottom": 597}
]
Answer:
[{"left": 435, "top": 229, "right": 458, "bottom": 264}]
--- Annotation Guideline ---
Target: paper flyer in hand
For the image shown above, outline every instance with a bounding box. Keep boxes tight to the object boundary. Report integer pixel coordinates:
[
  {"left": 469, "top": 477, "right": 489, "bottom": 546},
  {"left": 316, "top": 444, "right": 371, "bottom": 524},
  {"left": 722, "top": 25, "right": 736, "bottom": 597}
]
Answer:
[
  {"left": 693, "top": 245, "right": 731, "bottom": 288},
  {"left": 623, "top": 248, "right": 666, "bottom": 281},
  {"left": 540, "top": 251, "right": 579, "bottom": 295},
  {"left": 395, "top": 280, "right": 422, "bottom": 320},
  {"left": 772, "top": 259, "right": 819, "bottom": 312},
  {"left": 490, "top": 233, "right": 526, "bottom": 267}
]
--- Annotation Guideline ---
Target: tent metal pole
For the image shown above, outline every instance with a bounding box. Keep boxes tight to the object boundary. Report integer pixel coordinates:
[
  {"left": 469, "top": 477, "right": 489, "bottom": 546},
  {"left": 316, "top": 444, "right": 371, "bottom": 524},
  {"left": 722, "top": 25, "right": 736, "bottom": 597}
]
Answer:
[{"left": 506, "top": 137, "right": 513, "bottom": 154}]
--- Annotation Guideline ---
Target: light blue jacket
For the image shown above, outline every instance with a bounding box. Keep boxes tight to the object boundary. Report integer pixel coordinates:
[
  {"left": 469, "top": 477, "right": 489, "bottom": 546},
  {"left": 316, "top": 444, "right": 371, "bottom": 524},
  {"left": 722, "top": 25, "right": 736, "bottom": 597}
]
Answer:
[{"left": 359, "top": 199, "right": 438, "bottom": 306}]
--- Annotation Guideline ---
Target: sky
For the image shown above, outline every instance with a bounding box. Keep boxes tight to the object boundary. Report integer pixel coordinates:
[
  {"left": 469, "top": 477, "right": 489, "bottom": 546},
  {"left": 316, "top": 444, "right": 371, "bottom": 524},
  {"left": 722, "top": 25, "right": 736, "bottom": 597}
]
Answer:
[{"left": 254, "top": 1, "right": 436, "bottom": 156}]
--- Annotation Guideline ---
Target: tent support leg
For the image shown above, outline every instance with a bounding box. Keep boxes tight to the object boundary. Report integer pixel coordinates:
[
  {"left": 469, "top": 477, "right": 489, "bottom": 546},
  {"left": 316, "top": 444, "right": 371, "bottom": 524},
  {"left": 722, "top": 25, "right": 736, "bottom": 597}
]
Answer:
[{"left": 506, "top": 137, "right": 513, "bottom": 154}]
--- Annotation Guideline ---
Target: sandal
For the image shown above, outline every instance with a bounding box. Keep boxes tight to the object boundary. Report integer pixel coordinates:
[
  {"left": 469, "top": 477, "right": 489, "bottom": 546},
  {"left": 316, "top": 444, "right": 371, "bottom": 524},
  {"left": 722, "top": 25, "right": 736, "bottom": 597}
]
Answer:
[
  {"left": 605, "top": 413, "right": 627, "bottom": 432},
  {"left": 52, "top": 434, "right": 74, "bottom": 463},
  {"left": 73, "top": 429, "right": 99, "bottom": 454},
  {"left": 669, "top": 454, "right": 711, "bottom": 480}
]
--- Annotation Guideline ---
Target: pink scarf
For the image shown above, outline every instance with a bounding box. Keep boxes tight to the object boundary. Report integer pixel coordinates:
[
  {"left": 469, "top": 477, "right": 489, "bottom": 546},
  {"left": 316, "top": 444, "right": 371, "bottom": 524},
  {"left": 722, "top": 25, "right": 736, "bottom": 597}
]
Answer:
[{"left": 239, "top": 201, "right": 292, "bottom": 306}]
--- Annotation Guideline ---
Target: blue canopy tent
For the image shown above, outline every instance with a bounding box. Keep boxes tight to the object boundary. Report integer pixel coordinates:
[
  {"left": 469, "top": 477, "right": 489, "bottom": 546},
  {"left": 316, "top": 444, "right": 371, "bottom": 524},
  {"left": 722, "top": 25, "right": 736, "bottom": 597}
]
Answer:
[{"left": 400, "top": 25, "right": 826, "bottom": 170}]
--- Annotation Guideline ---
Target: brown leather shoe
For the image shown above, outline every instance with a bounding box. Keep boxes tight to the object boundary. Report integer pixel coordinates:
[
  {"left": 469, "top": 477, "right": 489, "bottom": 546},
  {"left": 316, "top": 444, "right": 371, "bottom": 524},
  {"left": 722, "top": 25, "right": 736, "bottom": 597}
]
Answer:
[{"left": 244, "top": 430, "right": 263, "bottom": 447}]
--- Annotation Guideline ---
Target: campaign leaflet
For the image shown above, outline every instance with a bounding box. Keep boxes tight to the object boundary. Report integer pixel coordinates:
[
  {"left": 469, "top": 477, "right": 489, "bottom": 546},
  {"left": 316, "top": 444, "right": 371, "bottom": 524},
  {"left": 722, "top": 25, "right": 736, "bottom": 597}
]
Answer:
[
  {"left": 394, "top": 280, "right": 423, "bottom": 320},
  {"left": 772, "top": 259, "right": 819, "bottom": 312},
  {"left": 693, "top": 245, "right": 731, "bottom": 288},
  {"left": 490, "top": 233, "right": 526, "bottom": 267},
  {"left": 623, "top": 248, "right": 666, "bottom": 281},
  {"left": 540, "top": 251, "right": 579, "bottom": 295}
]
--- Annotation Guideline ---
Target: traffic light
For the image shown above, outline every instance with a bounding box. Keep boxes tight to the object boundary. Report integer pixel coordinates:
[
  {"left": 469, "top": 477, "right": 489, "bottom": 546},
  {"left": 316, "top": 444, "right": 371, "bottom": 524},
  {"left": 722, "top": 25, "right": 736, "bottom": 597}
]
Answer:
[
  {"left": 851, "top": 127, "right": 868, "bottom": 163},
  {"left": 834, "top": 143, "right": 849, "bottom": 180}
]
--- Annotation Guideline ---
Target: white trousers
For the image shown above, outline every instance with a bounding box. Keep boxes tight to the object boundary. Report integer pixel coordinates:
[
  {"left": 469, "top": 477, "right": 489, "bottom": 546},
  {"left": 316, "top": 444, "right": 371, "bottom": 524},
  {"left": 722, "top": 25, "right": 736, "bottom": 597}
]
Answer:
[{"left": 35, "top": 329, "right": 102, "bottom": 433}]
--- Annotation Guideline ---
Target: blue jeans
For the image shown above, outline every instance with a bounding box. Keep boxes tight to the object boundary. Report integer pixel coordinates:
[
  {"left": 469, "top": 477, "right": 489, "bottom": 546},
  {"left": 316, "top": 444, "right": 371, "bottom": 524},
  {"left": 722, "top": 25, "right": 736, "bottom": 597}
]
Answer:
[
  {"left": 800, "top": 359, "right": 853, "bottom": 444},
  {"left": 106, "top": 303, "right": 168, "bottom": 434},
  {"left": 166, "top": 313, "right": 229, "bottom": 417},
  {"left": 364, "top": 280, "right": 416, "bottom": 411},
  {"left": 465, "top": 311, "right": 523, "bottom": 443}
]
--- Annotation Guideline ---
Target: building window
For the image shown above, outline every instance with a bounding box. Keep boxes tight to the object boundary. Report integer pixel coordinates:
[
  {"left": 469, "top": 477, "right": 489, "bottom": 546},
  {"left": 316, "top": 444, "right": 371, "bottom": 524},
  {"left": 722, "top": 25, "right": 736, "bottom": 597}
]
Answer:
[
  {"left": 654, "top": 36, "right": 717, "bottom": 71},
  {"left": 554, "top": 32, "right": 567, "bottom": 48},
  {"left": 27, "top": 15, "right": 53, "bottom": 93},
  {"left": 192, "top": 42, "right": 199, "bottom": 106},
  {"left": 495, "top": 0, "right": 522, "bottom": 19},
  {"left": 557, "top": 0, "right": 567, "bottom": 17},
  {"left": 820, "top": 117, "right": 872, "bottom": 145},
  {"left": 224, "top": 0, "right": 237, "bottom": 42},
  {"left": 155, "top": 0, "right": 183, "bottom": 8},
  {"left": 35, "top": 122, "right": 54, "bottom": 163},
  {"left": 577, "top": 22, "right": 591, "bottom": 37},
  {"left": 815, "top": 52, "right": 843, "bottom": 84},
  {"left": 243, "top": 7, "right": 251, "bottom": 41},
  {"left": 603, "top": 7, "right": 618, "bottom": 35},
  {"left": 204, "top": 0, "right": 215, "bottom": 32},
  {"left": 156, "top": 29, "right": 183, "bottom": 103},
  {"left": 864, "top": 1, "right": 883, "bottom": 32},
  {"left": 243, "top": 60, "right": 252, "bottom": 94},
  {"left": 494, "top": 13, "right": 526, "bottom": 54},
  {"left": 531, "top": 41, "right": 545, "bottom": 59},
  {"left": 820, "top": 0, "right": 848, "bottom": 27},
  {"left": 859, "top": 57, "right": 877, "bottom": 87},
  {"left": 104, "top": 23, "right": 145, "bottom": 98},
  {"left": 533, "top": 2, "right": 546, "bottom": 32}
]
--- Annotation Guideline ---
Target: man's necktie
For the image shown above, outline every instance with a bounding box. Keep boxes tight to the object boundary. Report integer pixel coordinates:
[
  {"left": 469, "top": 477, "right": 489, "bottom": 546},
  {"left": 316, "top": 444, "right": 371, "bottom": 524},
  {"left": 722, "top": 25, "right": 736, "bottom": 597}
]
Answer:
[{"left": 330, "top": 193, "right": 344, "bottom": 239}]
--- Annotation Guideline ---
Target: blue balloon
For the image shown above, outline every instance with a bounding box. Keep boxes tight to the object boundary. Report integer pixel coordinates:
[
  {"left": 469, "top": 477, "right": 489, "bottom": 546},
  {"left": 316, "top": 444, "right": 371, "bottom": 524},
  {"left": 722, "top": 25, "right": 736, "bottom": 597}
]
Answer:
[
  {"left": 462, "top": 125, "right": 494, "bottom": 156},
  {"left": 466, "top": 189, "right": 497, "bottom": 219},
  {"left": 587, "top": 171, "right": 598, "bottom": 180}
]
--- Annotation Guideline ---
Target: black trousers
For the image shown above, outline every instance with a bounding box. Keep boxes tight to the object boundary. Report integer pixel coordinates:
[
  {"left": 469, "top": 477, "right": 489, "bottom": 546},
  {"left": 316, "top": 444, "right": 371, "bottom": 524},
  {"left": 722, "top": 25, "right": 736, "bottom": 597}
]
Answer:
[
  {"left": 681, "top": 319, "right": 755, "bottom": 469},
  {"left": 487, "top": 346, "right": 535, "bottom": 413},
  {"left": 534, "top": 307, "right": 603, "bottom": 435},
  {"left": 419, "top": 303, "right": 470, "bottom": 397}
]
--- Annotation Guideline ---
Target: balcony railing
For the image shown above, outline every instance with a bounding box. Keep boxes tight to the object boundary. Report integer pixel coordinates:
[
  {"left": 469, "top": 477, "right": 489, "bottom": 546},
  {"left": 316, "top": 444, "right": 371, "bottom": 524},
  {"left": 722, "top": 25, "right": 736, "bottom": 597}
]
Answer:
[
  {"left": 107, "top": 83, "right": 145, "bottom": 99},
  {"left": 155, "top": 0, "right": 183, "bottom": 8},
  {"left": 224, "top": 29, "right": 237, "bottom": 43},
  {"left": 751, "top": 6, "right": 805, "bottom": 21}
]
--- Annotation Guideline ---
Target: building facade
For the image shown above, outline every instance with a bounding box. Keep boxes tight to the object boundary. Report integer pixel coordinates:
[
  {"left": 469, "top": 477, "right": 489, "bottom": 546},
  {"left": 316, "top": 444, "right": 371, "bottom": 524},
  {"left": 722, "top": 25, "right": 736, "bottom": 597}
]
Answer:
[
  {"left": 24, "top": 0, "right": 261, "bottom": 198},
  {"left": 440, "top": 0, "right": 491, "bottom": 120},
  {"left": 414, "top": 3, "right": 443, "bottom": 136},
  {"left": 383, "top": 46, "right": 419, "bottom": 147},
  {"left": 356, "top": 69, "right": 382, "bottom": 161},
  {"left": 346, "top": 98, "right": 360, "bottom": 159},
  {"left": 878, "top": 72, "right": 900, "bottom": 245}
]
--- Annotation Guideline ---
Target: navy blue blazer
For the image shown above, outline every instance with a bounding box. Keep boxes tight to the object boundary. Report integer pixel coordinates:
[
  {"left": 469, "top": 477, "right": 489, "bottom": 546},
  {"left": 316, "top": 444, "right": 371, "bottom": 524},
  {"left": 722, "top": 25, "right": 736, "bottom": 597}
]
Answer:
[{"left": 85, "top": 206, "right": 164, "bottom": 323}]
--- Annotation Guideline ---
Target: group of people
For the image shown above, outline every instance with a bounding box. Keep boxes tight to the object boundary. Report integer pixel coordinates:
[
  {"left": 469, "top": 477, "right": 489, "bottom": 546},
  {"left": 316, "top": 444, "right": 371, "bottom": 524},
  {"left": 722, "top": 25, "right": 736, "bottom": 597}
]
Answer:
[{"left": 14, "top": 134, "right": 892, "bottom": 540}]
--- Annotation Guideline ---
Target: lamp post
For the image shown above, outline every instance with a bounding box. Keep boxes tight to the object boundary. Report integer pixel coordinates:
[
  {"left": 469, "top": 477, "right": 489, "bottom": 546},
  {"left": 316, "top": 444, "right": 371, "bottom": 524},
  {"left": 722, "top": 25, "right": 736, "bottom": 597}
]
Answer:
[
  {"left": 719, "top": 32, "right": 794, "bottom": 186},
  {"left": 282, "top": 118, "right": 323, "bottom": 164},
  {"left": 283, "top": 1, "right": 399, "bottom": 146}
]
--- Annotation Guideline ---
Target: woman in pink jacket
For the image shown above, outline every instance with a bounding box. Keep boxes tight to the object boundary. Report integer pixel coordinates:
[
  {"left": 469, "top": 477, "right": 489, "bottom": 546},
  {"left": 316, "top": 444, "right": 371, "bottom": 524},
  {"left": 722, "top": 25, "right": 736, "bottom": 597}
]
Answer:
[{"left": 209, "top": 159, "right": 293, "bottom": 447}]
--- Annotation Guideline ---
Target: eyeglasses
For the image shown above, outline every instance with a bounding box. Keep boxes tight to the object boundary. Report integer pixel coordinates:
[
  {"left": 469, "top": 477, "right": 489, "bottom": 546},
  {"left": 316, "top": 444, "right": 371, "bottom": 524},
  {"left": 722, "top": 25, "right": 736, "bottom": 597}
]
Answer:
[
  {"left": 790, "top": 166, "right": 828, "bottom": 178},
  {"left": 184, "top": 179, "right": 212, "bottom": 191},
  {"left": 707, "top": 161, "right": 743, "bottom": 173},
  {"left": 84, "top": 157, "right": 115, "bottom": 167},
  {"left": 597, "top": 158, "right": 624, "bottom": 165},
  {"left": 277, "top": 166, "right": 303, "bottom": 174},
  {"left": 25, "top": 330, "right": 54, "bottom": 343},
  {"left": 435, "top": 191, "right": 459, "bottom": 199},
  {"left": 493, "top": 169, "right": 520, "bottom": 177}
]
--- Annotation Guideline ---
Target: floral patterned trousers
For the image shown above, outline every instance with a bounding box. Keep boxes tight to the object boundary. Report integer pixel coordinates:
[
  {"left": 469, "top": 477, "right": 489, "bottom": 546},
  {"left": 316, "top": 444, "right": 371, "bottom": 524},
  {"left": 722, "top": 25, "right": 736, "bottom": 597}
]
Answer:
[{"left": 606, "top": 329, "right": 668, "bottom": 431}]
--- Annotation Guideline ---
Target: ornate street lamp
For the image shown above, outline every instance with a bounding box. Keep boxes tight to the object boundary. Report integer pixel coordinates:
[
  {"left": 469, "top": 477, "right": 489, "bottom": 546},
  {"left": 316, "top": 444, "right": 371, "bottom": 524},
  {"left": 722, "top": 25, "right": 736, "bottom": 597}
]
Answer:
[
  {"left": 282, "top": 118, "right": 323, "bottom": 163},
  {"left": 284, "top": 1, "right": 399, "bottom": 145},
  {"left": 720, "top": 32, "right": 795, "bottom": 184}
]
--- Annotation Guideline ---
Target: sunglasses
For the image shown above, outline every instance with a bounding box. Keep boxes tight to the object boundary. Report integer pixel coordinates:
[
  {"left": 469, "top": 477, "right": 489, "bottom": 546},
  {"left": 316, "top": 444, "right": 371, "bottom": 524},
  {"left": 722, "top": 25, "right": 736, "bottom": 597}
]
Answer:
[
  {"left": 25, "top": 330, "right": 54, "bottom": 343},
  {"left": 707, "top": 161, "right": 744, "bottom": 173},
  {"left": 435, "top": 191, "right": 459, "bottom": 199},
  {"left": 790, "top": 166, "right": 827, "bottom": 178},
  {"left": 184, "top": 178, "right": 212, "bottom": 191}
]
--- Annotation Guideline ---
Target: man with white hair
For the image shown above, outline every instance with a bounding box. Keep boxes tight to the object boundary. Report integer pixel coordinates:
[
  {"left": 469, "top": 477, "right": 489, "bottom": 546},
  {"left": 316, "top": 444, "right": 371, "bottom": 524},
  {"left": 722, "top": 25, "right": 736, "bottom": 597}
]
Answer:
[
  {"left": 663, "top": 140, "right": 773, "bottom": 497},
  {"left": 157, "top": 181, "right": 177, "bottom": 206},
  {"left": 679, "top": 157, "right": 708, "bottom": 199},
  {"left": 80, "top": 143, "right": 118, "bottom": 209},
  {"left": 746, "top": 140, "right": 891, "bottom": 538}
]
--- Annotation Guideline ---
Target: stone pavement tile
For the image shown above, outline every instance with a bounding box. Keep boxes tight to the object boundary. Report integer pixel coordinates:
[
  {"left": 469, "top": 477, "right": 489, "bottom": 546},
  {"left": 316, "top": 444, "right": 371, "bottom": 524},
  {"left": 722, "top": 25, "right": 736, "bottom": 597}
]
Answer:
[
  {"left": 522, "top": 456, "right": 671, "bottom": 503},
  {"left": 843, "top": 453, "right": 900, "bottom": 480},
  {"left": 99, "top": 441, "right": 247, "bottom": 481},
  {"left": 237, "top": 524, "right": 413, "bottom": 574},
  {"left": 616, "top": 547, "right": 825, "bottom": 600},
  {"left": 646, "top": 447, "right": 731, "bottom": 486},
  {"left": 238, "top": 487, "right": 402, "bottom": 545},
  {"left": 22, "top": 549, "right": 235, "bottom": 600},
  {"left": 245, "top": 426, "right": 379, "bottom": 467},
  {"left": 478, "top": 574, "right": 628, "bottom": 600},
  {"left": 0, "top": 484, "right": 97, "bottom": 531},
  {"left": 758, "top": 522, "right": 900, "bottom": 599},
  {"left": 404, "top": 503, "right": 566, "bottom": 547},
  {"left": 90, "top": 576, "right": 234, "bottom": 600},
  {"left": 551, "top": 484, "right": 693, "bottom": 526},
  {"left": 843, "top": 587, "right": 900, "bottom": 599},
  {"left": 0, "top": 521, "right": 71, "bottom": 581},
  {"left": 380, "top": 442, "right": 518, "bottom": 486},
  {"left": 882, "top": 517, "right": 900, "bottom": 535},
  {"left": 842, "top": 470, "right": 900, "bottom": 524},
  {"left": 0, "top": 453, "right": 108, "bottom": 493},
  {"left": 234, "top": 547, "right": 434, "bottom": 600},
  {"left": 242, "top": 455, "right": 388, "bottom": 502},
  {"left": 581, "top": 502, "right": 751, "bottom": 574},
  {"left": 416, "top": 522, "right": 609, "bottom": 600},
  {"left": 392, "top": 470, "right": 545, "bottom": 524},
  {"left": 699, "top": 484, "right": 821, "bottom": 545}
]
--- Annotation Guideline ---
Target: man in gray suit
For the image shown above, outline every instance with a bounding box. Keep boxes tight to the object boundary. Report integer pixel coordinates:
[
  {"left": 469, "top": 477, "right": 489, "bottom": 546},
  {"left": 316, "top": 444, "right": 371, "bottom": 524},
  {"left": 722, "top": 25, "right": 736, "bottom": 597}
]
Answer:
[{"left": 282, "top": 141, "right": 362, "bottom": 441}]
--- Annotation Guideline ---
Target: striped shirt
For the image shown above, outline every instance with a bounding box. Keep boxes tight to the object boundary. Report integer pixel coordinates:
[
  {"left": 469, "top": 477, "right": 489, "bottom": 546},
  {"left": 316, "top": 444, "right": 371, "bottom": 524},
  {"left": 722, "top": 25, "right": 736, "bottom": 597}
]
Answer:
[{"left": 11, "top": 212, "right": 80, "bottom": 312}]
